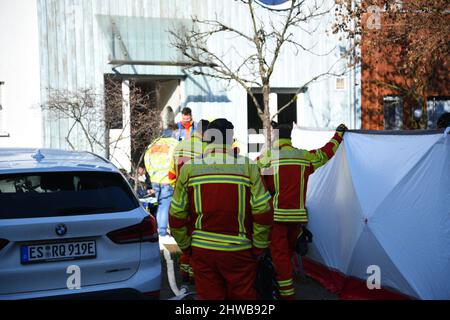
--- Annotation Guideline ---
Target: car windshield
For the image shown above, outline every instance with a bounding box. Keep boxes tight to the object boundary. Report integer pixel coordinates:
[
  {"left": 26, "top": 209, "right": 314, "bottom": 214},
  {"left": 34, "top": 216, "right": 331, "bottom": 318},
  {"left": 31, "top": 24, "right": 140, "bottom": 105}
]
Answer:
[{"left": 0, "top": 171, "right": 139, "bottom": 219}]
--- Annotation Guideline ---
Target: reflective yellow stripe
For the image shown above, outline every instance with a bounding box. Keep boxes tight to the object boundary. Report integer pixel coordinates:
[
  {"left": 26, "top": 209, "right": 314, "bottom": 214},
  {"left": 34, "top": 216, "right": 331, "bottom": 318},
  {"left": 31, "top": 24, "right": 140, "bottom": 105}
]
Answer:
[
  {"left": 238, "top": 184, "right": 246, "bottom": 236},
  {"left": 274, "top": 216, "right": 307, "bottom": 220},
  {"left": 274, "top": 214, "right": 307, "bottom": 218},
  {"left": 278, "top": 279, "right": 294, "bottom": 287},
  {"left": 172, "top": 186, "right": 188, "bottom": 211},
  {"left": 171, "top": 183, "right": 188, "bottom": 213},
  {"left": 274, "top": 166, "right": 280, "bottom": 209},
  {"left": 331, "top": 139, "right": 340, "bottom": 153},
  {"left": 194, "top": 185, "right": 203, "bottom": 229},
  {"left": 279, "top": 288, "right": 295, "bottom": 296},
  {"left": 274, "top": 208, "right": 307, "bottom": 214},
  {"left": 272, "top": 159, "right": 310, "bottom": 166},
  {"left": 274, "top": 216, "right": 308, "bottom": 222},
  {"left": 300, "top": 166, "right": 305, "bottom": 210},
  {"left": 188, "top": 175, "right": 251, "bottom": 187},
  {"left": 251, "top": 191, "right": 271, "bottom": 207},
  {"left": 192, "top": 230, "right": 251, "bottom": 245},
  {"left": 171, "top": 197, "right": 185, "bottom": 210},
  {"left": 191, "top": 238, "right": 252, "bottom": 251},
  {"left": 312, "top": 152, "right": 325, "bottom": 165},
  {"left": 274, "top": 213, "right": 308, "bottom": 217},
  {"left": 253, "top": 237, "right": 270, "bottom": 248}
]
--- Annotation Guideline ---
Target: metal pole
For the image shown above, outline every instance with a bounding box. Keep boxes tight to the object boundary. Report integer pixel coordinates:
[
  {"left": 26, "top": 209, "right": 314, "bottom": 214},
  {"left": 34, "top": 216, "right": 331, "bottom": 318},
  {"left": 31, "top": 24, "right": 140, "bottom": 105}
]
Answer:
[{"left": 108, "top": 59, "right": 218, "bottom": 68}]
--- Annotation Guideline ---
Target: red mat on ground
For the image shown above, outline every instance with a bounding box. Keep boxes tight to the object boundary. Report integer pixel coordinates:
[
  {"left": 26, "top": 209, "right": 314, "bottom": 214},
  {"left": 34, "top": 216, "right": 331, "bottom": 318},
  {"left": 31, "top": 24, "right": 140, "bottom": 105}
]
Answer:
[{"left": 302, "top": 257, "right": 411, "bottom": 300}]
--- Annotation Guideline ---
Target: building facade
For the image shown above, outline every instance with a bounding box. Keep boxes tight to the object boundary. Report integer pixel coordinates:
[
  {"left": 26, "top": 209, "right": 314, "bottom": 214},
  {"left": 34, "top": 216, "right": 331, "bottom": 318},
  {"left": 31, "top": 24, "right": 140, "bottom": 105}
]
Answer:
[
  {"left": 0, "top": 0, "right": 42, "bottom": 147},
  {"left": 361, "top": 0, "right": 450, "bottom": 130},
  {"left": 0, "top": 0, "right": 360, "bottom": 170}
]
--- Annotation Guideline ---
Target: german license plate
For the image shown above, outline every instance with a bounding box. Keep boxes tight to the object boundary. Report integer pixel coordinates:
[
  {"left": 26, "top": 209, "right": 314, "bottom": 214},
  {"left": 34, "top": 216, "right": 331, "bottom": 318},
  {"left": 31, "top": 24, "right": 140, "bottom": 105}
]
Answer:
[{"left": 21, "top": 240, "right": 96, "bottom": 264}]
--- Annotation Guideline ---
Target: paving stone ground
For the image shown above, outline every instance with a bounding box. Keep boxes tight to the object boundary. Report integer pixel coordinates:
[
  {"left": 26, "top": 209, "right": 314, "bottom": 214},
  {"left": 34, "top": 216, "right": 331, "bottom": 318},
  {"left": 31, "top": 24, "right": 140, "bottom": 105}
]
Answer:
[{"left": 159, "top": 241, "right": 338, "bottom": 300}]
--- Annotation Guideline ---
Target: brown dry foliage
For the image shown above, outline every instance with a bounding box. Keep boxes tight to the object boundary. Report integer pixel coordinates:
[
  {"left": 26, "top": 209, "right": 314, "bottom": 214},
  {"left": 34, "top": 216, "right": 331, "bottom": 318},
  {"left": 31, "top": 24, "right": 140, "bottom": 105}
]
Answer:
[
  {"left": 335, "top": 0, "right": 450, "bottom": 128},
  {"left": 44, "top": 76, "right": 162, "bottom": 184}
]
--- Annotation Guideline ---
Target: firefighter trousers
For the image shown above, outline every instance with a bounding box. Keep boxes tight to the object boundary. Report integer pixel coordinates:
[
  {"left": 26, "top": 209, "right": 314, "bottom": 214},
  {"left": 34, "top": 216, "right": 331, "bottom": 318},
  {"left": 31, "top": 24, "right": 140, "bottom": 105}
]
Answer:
[
  {"left": 191, "top": 247, "right": 258, "bottom": 300},
  {"left": 270, "top": 222, "right": 303, "bottom": 300}
]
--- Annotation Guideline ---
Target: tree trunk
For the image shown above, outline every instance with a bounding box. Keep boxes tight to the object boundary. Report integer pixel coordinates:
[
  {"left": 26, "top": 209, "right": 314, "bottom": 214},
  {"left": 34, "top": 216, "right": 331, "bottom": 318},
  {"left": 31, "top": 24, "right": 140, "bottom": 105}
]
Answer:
[{"left": 262, "top": 84, "right": 272, "bottom": 151}]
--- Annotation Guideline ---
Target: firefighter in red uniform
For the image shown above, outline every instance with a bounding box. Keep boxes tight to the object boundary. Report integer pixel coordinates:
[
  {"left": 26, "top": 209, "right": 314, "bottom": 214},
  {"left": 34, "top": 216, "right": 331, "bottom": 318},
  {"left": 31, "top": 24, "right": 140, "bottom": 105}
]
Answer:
[
  {"left": 169, "top": 119, "right": 272, "bottom": 300},
  {"left": 258, "top": 122, "right": 347, "bottom": 300},
  {"left": 168, "top": 119, "right": 209, "bottom": 283}
]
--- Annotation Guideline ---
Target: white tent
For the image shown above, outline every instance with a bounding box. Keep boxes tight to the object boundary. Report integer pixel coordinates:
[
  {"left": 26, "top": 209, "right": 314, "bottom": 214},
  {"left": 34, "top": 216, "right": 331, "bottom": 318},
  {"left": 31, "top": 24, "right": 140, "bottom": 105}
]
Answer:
[{"left": 294, "top": 130, "right": 450, "bottom": 300}]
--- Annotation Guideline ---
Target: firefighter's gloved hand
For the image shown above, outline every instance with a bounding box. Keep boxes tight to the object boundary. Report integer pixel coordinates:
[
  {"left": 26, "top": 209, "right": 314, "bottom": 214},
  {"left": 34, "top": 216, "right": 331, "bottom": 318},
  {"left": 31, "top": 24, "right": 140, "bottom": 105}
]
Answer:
[{"left": 336, "top": 124, "right": 348, "bottom": 134}]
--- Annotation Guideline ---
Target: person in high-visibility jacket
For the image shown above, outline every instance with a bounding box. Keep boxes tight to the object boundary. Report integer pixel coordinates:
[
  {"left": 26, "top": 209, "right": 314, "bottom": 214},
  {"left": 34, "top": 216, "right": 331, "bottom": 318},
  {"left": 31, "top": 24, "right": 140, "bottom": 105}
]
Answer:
[
  {"left": 168, "top": 119, "right": 209, "bottom": 283},
  {"left": 169, "top": 119, "right": 273, "bottom": 300},
  {"left": 176, "top": 107, "right": 197, "bottom": 141},
  {"left": 258, "top": 122, "right": 347, "bottom": 300},
  {"left": 144, "top": 125, "right": 179, "bottom": 236},
  {"left": 168, "top": 119, "right": 209, "bottom": 185}
]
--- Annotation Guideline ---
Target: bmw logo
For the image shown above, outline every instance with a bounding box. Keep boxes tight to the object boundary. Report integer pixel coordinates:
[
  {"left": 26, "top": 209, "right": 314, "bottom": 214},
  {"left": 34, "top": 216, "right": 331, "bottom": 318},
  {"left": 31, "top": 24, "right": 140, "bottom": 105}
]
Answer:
[{"left": 55, "top": 224, "right": 67, "bottom": 236}]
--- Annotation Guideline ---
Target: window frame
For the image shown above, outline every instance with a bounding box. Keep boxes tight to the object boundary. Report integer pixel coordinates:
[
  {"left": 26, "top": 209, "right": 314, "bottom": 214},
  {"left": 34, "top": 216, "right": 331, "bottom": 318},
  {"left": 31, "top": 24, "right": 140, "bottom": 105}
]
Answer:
[
  {"left": 427, "top": 96, "right": 450, "bottom": 129},
  {"left": 335, "top": 77, "right": 346, "bottom": 91},
  {"left": 0, "top": 81, "right": 8, "bottom": 137},
  {"left": 383, "top": 95, "right": 404, "bottom": 130}
]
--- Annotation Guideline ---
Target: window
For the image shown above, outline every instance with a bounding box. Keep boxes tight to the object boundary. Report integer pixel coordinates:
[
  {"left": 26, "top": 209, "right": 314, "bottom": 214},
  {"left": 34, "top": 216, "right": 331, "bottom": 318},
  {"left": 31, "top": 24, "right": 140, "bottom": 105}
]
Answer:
[
  {"left": 0, "top": 171, "right": 139, "bottom": 219},
  {"left": 247, "top": 93, "right": 265, "bottom": 132},
  {"left": 247, "top": 90, "right": 298, "bottom": 153},
  {"left": 383, "top": 0, "right": 402, "bottom": 12},
  {"left": 383, "top": 95, "right": 404, "bottom": 130},
  {"left": 427, "top": 97, "right": 450, "bottom": 129},
  {"left": 247, "top": 91, "right": 298, "bottom": 131},
  {"left": 338, "top": 45, "right": 347, "bottom": 57},
  {"left": 336, "top": 78, "right": 345, "bottom": 90},
  {"left": 277, "top": 93, "right": 297, "bottom": 125}
]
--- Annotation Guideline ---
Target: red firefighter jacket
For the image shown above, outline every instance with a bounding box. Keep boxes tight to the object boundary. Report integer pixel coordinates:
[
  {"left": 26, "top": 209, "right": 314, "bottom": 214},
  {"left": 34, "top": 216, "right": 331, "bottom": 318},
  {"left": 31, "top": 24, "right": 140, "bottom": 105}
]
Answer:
[
  {"left": 169, "top": 144, "right": 272, "bottom": 252},
  {"left": 258, "top": 131, "right": 343, "bottom": 223}
]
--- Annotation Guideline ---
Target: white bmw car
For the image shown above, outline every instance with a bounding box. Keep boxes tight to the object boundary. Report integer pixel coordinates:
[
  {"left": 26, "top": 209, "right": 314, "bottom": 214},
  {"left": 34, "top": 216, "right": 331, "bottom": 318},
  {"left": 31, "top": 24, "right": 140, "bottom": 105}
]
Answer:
[{"left": 0, "top": 149, "right": 161, "bottom": 300}]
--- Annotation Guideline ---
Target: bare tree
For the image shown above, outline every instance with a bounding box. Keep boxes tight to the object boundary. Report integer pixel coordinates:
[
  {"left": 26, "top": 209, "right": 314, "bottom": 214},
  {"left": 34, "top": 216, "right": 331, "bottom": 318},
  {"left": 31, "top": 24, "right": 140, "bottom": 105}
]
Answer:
[
  {"left": 43, "top": 88, "right": 105, "bottom": 153},
  {"left": 43, "top": 77, "right": 162, "bottom": 192},
  {"left": 104, "top": 76, "right": 162, "bottom": 174},
  {"left": 170, "top": 0, "right": 348, "bottom": 149}
]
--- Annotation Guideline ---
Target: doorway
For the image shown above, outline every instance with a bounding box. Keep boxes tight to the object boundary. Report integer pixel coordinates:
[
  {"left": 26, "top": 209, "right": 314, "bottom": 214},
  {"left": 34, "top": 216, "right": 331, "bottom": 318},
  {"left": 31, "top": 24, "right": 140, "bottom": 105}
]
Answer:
[{"left": 105, "top": 74, "right": 183, "bottom": 172}]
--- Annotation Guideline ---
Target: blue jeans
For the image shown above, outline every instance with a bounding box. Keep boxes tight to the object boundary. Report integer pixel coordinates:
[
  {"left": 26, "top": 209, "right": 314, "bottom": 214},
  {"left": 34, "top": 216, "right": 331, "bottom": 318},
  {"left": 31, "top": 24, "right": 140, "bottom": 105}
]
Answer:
[{"left": 152, "top": 183, "right": 174, "bottom": 236}]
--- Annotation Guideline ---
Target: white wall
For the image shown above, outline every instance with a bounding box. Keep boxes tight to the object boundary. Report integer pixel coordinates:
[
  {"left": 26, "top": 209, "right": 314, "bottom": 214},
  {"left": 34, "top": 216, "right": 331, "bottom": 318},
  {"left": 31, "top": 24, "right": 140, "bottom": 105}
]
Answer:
[
  {"left": 0, "top": 0, "right": 42, "bottom": 148},
  {"left": 109, "top": 80, "right": 132, "bottom": 172}
]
